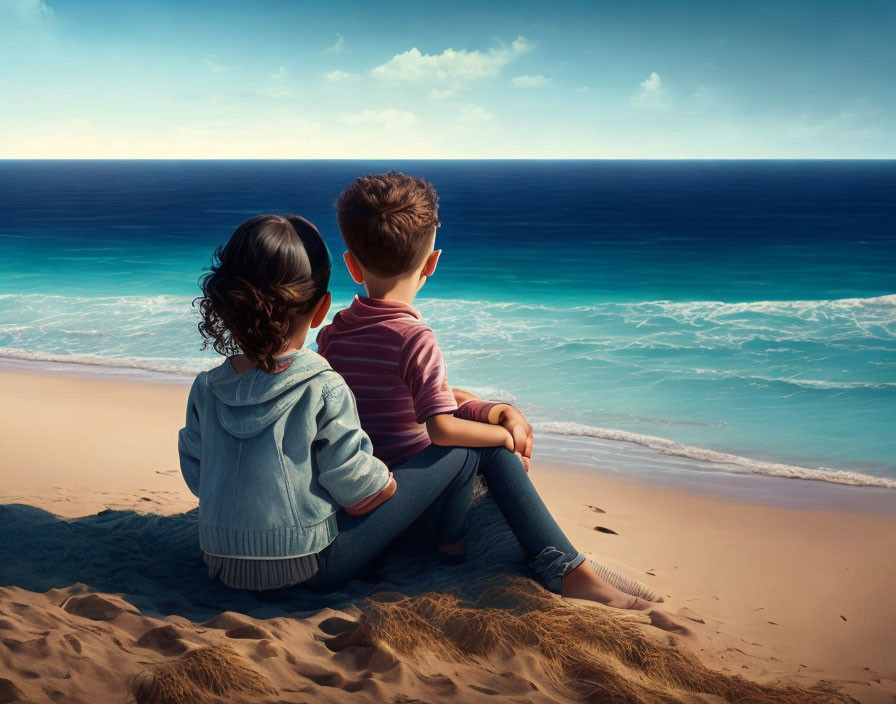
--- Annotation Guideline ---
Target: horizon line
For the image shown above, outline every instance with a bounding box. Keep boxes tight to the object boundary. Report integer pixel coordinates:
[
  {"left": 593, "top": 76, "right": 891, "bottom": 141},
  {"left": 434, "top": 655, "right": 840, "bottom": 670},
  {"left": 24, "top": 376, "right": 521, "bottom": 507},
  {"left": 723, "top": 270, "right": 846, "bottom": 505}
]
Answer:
[{"left": 2, "top": 157, "right": 895, "bottom": 162}]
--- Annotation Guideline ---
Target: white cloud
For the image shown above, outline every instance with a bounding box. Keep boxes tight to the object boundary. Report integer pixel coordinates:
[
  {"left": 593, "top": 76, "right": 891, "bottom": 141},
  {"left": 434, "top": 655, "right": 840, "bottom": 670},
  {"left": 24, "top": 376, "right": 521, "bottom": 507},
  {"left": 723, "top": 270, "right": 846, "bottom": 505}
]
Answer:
[
  {"left": 10, "top": 0, "right": 53, "bottom": 18},
  {"left": 428, "top": 88, "right": 454, "bottom": 100},
  {"left": 371, "top": 35, "right": 534, "bottom": 95},
  {"left": 511, "top": 74, "right": 551, "bottom": 88},
  {"left": 205, "top": 55, "right": 232, "bottom": 73},
  {"left": 325, "top": 33, "right": 345, "bottom": 54},
  {"left": 577, "top": 85, "right": 591, "bottom": 93},
  {"left": 259, "top": 85, "right": 292, "bottom": 99},
  {"left": 339, "top": 108, "right": 418, "bottom": 129},
  {"left": 271, "top": 66, "right": 288, "bottom": 80},
  {"left": 633, "top": 71, "right": 665, "bottom": 107},
  {"left": 458, "top": 104, "right": 493, "bottom": 123},
  {"left": 324, "top": 69, "right": 355, "bottom": 82}
]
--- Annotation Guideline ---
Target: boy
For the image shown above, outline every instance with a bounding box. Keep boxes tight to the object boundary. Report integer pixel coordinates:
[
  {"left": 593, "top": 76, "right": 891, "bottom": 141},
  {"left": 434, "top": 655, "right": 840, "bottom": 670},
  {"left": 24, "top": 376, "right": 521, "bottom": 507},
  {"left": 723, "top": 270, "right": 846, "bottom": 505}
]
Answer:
[
  {"left": 315, "top": 172, "right": 652, "bottom": 608},
  {"left": 316, "top": 171, "right": 534, "bottom": 470}
]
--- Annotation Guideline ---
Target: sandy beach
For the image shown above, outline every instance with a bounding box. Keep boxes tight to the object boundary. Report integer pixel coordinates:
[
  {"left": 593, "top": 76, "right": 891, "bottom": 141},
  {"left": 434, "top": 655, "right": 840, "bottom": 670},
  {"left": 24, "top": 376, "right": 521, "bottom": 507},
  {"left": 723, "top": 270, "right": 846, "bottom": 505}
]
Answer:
[{"left": 1, "top": 364, "right": 895, "bottom": 703}]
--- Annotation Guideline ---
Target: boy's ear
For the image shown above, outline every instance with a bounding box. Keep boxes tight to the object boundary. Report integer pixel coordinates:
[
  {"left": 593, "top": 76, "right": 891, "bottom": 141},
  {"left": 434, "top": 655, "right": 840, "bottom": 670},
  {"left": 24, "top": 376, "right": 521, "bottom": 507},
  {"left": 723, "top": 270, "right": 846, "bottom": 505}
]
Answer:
[
  {"left": 421, "top": 249, "right": 442, "bottom": 277},
  {"left": 310, "top": 291, "right": 332, "bottom": 328},
  {"left": 343, "top": 252, "right": 364, "bottom": 285}
]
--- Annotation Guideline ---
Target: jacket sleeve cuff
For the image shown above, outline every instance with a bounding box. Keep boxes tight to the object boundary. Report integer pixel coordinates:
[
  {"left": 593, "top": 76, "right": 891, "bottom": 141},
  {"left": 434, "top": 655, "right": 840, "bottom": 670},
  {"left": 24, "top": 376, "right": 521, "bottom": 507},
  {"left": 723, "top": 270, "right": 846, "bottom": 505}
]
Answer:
[{"left": 345, "top": 472, "right": 395, "bottom": 514}]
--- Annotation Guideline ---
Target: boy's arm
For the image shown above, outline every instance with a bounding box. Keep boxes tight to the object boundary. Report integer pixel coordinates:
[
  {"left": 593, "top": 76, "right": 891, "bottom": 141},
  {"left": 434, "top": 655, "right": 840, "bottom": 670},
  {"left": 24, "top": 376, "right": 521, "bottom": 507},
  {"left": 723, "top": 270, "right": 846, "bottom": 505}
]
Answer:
[
  {"left": 486, "top": 404, "right": 534, "bottom": 469},
  {"left": 177, "top": 376, "right": 203, "bottom": 497},
  {"left": 402, "top": 328, "right": 525, "bottom": 461},
  {"left": 426, "top": 412, "right": 514, "bottom": 450},
  {"left": 451, "top": 389, "right": 535, "bottom": 471}
]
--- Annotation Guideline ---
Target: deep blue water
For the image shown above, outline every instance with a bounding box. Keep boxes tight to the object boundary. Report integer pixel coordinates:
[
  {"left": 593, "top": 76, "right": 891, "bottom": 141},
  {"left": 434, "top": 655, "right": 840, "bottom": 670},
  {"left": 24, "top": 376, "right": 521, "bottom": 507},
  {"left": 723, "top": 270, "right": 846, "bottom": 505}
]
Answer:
[{"left": 1, "top": 160, "right": 894, "bottom": 487}]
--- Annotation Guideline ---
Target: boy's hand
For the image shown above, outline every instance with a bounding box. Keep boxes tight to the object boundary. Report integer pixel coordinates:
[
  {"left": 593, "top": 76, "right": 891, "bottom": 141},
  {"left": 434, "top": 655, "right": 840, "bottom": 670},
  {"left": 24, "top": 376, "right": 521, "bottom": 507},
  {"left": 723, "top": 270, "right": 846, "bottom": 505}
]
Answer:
[{"left": 489, "top": 404, "right": 533, "bottom": 472}]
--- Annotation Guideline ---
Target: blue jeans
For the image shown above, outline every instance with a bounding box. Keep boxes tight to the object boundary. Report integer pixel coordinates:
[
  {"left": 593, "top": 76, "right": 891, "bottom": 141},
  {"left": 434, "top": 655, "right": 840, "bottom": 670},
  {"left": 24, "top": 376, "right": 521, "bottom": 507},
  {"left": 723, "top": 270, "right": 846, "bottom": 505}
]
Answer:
[{"left": 304, "top": 445, "right": 585, "bottom": 593}]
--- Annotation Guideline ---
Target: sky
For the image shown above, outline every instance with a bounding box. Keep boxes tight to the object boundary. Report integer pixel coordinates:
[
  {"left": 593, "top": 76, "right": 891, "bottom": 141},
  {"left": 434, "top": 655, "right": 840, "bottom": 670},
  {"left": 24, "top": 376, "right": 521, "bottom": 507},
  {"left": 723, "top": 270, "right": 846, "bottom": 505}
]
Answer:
[{"left": 0, "top": 0, "right": 894, "bottom": 158}]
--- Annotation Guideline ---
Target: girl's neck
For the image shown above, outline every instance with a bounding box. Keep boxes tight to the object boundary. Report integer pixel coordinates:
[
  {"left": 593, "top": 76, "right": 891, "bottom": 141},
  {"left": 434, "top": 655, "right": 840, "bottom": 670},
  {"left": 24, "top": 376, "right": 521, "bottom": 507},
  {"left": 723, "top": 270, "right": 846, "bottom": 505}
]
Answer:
[{"left": 229, "top": 319, "right": 313, "bottom": 376}]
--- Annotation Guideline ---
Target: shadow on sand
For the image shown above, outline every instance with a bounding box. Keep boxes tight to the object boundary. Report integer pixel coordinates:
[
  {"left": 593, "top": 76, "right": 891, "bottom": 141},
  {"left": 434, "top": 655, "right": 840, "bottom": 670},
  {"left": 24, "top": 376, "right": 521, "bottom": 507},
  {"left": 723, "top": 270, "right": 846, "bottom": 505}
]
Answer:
[{"left": 0, "top": 495, "right": 527, "bottom": 620}]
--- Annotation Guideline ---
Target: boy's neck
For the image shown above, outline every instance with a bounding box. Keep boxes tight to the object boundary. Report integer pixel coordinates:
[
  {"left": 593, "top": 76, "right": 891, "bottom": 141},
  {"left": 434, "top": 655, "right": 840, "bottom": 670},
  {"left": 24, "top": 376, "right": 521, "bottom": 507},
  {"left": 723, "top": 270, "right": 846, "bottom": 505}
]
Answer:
[{"left": 361, "top": 277, "right": 421, "bottom": 306}]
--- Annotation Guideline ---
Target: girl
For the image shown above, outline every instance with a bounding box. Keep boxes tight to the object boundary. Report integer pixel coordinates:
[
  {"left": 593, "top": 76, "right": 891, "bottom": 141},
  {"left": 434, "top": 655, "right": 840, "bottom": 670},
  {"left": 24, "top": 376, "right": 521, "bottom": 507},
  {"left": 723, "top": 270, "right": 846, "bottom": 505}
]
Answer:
[{"left": 178, "top": 214, "right": 651, "bottom": 609}]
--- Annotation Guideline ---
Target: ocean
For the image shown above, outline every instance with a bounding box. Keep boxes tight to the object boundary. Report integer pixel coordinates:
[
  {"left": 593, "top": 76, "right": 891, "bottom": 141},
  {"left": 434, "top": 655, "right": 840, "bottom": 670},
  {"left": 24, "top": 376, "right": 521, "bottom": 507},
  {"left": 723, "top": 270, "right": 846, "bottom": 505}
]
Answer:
[{"left": 1, "top": 160, "right": 894, "bottom": 490}]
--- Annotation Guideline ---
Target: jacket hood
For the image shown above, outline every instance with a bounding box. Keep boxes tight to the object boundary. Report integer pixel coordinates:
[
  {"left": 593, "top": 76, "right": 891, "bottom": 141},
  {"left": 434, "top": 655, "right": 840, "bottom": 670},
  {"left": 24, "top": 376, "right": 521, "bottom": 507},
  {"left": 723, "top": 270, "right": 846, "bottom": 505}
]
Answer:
[{"left": 205, "top": 349, "right": 331, "bottom": 439}]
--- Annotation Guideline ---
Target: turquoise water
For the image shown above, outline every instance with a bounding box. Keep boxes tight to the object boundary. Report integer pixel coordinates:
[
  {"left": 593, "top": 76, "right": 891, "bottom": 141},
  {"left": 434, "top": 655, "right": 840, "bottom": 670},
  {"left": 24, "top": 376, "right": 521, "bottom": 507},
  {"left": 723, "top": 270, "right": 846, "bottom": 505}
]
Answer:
[{"left": 1, "top": 160, "right": 894, "bottom": 488}]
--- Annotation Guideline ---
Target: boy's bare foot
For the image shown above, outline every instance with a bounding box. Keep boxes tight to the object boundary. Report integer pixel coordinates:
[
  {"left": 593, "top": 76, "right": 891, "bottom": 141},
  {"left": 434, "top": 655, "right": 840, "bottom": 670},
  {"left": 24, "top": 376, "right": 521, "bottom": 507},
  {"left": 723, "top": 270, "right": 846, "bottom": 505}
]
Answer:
[{"left": 561, "top": 562, "right": 652, "bottom": 611}]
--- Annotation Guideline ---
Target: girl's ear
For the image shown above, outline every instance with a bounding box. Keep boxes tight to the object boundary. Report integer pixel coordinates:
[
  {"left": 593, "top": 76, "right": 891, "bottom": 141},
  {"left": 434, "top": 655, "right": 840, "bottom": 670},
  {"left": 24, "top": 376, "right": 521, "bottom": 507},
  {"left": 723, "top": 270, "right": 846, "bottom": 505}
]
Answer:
[
  {"left": 310, "top": 291, "right": 332, "bottom": 328},
  {"left": 343, "top": 252, "right": 364, "bottom": 284},
  {"left": 422, "top": 249, "right": 442, "bottom": 277}
]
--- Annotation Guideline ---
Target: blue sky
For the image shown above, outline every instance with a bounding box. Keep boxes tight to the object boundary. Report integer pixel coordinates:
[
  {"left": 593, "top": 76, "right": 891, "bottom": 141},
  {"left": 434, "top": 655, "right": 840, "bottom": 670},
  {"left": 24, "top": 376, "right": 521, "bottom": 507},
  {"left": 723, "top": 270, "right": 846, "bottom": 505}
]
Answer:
[{"left": 1, "top": 0, "right": 894, "bottom": 158}]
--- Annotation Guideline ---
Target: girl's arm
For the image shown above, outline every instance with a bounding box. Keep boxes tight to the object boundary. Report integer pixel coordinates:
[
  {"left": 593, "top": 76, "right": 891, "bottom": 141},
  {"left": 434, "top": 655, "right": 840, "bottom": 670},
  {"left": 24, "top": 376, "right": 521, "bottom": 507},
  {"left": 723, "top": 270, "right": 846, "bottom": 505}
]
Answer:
[
  {"left": 344, "top": 473, "right": 396, "bottom": 516},
  {"left": 177, "top": 375, "right": 203, "bottom": 497},
  {"left": 314, "top": 377, "right": 393, "bottom": 510}
]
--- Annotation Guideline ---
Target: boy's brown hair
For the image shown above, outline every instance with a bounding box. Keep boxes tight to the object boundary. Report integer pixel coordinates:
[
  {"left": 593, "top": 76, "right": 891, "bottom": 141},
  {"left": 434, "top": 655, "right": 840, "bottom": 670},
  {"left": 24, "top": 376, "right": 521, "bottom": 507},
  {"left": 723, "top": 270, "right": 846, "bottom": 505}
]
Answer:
[{"left": 335, "top": 171, "right": 439, "bottom": 277}]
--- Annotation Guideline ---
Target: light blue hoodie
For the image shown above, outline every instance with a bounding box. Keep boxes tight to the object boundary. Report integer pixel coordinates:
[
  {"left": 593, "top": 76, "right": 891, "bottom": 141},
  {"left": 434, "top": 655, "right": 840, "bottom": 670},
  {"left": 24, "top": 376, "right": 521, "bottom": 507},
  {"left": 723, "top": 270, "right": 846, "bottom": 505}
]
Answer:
[{"left": 178, "top": 349, "right": 390, "bottom": 559}]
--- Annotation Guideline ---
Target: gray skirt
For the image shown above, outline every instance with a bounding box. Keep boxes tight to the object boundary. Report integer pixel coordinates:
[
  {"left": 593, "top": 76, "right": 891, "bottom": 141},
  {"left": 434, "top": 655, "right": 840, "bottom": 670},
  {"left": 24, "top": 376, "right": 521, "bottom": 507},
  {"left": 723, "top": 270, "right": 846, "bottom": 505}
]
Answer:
[{"left": 203, "top": 552, "right": 320, "bottom": 591}]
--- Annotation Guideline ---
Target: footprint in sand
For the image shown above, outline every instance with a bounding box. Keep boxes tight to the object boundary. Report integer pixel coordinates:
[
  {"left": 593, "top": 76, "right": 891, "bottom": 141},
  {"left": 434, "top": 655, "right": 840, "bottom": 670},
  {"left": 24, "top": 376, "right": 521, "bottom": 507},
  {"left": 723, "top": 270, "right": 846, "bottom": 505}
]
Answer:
[
  {"left": 136, "top": 625, "right": 190, "bottom": 655},
  {"left": 649, "top": 611, "right": 693, "bottom": 636},
  {"left": 62, "top": 594, "right": 135, "bottom": 622},
  {"left": 63, "top": 633, "right": 82, "bottom": 654},
  {"left": 586, "top": 505, "right": 606, "bottom": 514},
  {"left": 594, "top": 526, "right": 618, "bottom": 535},
  {"left": 202, "top": 612, "right": 254, "bottom": 631},
  {"left": 0, "top": 679, "right": 27, "bottom": 703},
  {"left": 318, "top": 615, "right": 360, "bottom": 636},
  {"left": 226, "top": 625, "right": 271, "bottom": 640},
  {"left": 324, "top": 629, "right": 374, "bottom": 653},
  {"left": 678, "top": 607, "right": 705, "bottom": 624}
]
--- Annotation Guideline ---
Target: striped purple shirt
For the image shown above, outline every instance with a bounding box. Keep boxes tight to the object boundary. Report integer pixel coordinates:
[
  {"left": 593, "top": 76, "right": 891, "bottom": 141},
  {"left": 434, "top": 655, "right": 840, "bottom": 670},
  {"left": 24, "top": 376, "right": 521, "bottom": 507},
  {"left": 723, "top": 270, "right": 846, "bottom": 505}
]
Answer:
[{"left": 317, "top": 296, "right": 494, "bottom": 468}]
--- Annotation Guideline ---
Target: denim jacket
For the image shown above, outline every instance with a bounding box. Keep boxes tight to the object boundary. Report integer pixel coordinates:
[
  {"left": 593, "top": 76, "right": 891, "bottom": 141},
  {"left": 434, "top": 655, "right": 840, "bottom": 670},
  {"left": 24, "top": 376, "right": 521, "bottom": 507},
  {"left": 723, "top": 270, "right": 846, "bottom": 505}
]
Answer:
[{"left": 178, "top": 349, "right": 390, "bottom": 559}]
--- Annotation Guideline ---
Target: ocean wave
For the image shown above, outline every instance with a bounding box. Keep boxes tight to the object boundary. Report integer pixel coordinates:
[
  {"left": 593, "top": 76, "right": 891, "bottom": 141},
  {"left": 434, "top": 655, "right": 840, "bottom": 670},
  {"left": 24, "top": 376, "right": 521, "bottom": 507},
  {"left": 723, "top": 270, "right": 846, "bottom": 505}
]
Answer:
[
  {"left": 1, "top": 346, "right": 892, "bottom": 489},
  {"left": 462, "top": 386, "right": 518, "bottom": 403},
  {"left": 534, "top": 421, "right": 896, "bottom": 489},
  {"left": 58, "top": 328, "right": 107, "bottom": 337},
  {"left": 417, "top": 293, "right": 896, "bottom": 318},
  {"left": 689, "top": 370, "right": 896, "bottom": 391},
  {"left": 0, "top": 347, "right": 211, "bottom": 377}
]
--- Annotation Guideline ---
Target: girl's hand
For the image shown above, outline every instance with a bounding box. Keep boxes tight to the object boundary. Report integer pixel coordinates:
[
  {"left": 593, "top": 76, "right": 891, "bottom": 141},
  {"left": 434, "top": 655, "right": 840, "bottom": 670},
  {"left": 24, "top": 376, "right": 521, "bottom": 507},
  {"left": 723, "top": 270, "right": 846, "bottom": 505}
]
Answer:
[{"left": 344, "top": 475, "right": 396, "bottom": 516}]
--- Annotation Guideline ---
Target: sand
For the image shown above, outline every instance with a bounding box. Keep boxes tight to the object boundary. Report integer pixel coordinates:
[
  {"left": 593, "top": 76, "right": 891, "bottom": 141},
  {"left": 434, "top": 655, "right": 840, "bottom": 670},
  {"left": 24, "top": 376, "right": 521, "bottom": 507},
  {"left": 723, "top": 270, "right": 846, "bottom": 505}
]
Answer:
[{"left": 1, "top": 364, "right": 895, "bottom": 703}]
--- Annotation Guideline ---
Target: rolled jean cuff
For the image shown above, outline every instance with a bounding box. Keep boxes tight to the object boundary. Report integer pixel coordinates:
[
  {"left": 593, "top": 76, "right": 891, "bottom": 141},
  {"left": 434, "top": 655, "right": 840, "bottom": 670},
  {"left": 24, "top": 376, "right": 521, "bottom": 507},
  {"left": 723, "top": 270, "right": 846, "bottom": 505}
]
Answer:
[{"left": 528, "top": 546, "right": 587, "bottom": 594}]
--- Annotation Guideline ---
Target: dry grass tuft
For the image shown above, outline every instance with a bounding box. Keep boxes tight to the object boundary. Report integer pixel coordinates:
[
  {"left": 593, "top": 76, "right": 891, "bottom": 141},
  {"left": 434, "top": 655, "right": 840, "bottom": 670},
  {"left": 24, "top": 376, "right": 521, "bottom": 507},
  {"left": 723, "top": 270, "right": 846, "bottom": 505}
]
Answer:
[
  {"left": 132, "top": 644, "right": 276, "bottom": 704},
  {"left": 352, "top": 578, "right": 855, "bottom": 704}
]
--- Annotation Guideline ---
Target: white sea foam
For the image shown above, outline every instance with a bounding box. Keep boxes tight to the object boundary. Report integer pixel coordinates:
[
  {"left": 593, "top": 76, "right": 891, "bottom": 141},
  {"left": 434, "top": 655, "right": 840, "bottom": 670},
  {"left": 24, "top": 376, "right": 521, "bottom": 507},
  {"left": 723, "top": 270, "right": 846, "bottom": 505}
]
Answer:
[
  {"left": 463, "top": 387, "right": 518, "bottom": 403},
  {"left": 690, "top": 370, "right": 896, "bottom": 391},
  {"left": 418, "top": 293, "right": 896, "bottom": 320},
  {"left": 534, "top": 421, "right": 896, "bottom": 489},
  {"left": 2, "top": 291, "right": 894, "bottom": 489},
  {"left": 0, "top": 347, "right": 212, "bottom": 377}
]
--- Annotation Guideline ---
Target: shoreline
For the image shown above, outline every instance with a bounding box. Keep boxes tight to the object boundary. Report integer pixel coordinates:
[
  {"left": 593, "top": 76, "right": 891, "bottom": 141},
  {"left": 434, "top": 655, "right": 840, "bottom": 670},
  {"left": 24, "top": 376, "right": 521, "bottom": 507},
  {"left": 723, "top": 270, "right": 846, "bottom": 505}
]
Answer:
[{"left": 1, "top": 358, "right": 894, "bottom": 512}]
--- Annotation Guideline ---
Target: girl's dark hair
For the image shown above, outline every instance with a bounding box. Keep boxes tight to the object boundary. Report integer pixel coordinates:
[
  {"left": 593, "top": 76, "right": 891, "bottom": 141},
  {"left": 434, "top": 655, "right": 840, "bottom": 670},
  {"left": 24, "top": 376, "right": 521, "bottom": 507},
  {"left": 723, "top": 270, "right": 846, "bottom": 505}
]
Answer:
[{"left": 196, "top": 214, "right": 331, "bottom": 373}]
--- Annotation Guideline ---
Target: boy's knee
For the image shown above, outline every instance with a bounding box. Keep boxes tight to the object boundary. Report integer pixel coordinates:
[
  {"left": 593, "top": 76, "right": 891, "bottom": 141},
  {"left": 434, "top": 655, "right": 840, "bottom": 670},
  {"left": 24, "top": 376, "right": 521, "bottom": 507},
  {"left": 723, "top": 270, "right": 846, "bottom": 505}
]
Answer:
[{"left": 476, "top": 446, "right": 525, "bottom": 474}]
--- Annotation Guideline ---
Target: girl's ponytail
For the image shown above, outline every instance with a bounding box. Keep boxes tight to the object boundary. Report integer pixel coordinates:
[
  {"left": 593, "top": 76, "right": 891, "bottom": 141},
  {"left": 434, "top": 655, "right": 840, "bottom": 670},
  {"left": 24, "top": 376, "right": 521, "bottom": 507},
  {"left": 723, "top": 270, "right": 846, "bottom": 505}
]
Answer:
[{"left": 196, "top": 215, "right": 330, "bottom": 373}]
